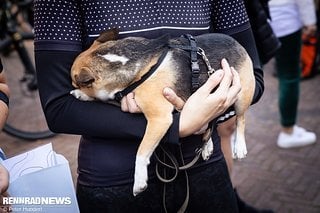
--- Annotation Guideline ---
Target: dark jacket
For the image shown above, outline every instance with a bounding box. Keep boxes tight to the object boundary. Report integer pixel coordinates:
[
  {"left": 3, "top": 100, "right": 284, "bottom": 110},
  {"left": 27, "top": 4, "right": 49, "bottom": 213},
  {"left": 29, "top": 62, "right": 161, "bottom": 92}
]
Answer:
[{"left": 245, "top": 0, "right": 281, "bottom": 64}]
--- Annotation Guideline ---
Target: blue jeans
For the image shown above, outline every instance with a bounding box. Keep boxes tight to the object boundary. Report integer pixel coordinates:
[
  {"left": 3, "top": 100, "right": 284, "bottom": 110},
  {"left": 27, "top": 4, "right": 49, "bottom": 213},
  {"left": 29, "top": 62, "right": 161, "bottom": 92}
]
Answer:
[{"left": 76, "top": 157, "right": 238, "bottom": 213}]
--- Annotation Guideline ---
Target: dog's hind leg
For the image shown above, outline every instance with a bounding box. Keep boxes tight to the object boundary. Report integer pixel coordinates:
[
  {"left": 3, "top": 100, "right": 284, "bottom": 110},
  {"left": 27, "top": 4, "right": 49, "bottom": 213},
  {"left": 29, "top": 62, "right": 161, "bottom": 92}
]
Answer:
[
  {"left": 133, "top": 92, "right": 174, "bottom": 196},
  {"left": 232, "top": 55, "right": 255, "bottom": 159},
  {"left": 232, "top": 114, "right": 247, "bottom": 159}
]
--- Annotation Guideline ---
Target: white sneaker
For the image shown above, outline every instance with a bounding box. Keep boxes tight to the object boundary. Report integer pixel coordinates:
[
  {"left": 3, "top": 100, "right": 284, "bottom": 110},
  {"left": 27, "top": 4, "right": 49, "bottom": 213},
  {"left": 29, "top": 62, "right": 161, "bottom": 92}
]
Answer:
[{"left": 277, "top": 126, "right": 317, "bottom": 148}]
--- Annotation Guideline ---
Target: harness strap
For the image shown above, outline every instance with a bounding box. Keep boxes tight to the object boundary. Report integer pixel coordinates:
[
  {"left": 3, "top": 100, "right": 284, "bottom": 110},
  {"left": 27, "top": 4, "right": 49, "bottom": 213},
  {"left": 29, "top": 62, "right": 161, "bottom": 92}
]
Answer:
[
  {"left": 114, "top": 47, "right": 169, "bottom": 102},
  {"left": 184, "top": 34, "right": 201, "bottom": 92},
  {"left": 169, "top": 34, "right": 201, "bottom": 92}
]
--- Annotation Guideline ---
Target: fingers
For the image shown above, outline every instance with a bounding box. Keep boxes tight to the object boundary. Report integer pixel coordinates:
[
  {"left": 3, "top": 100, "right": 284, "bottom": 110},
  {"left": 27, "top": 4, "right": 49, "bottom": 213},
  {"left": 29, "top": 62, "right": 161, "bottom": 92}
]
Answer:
[
  {"left": 303, "top": 24, "right": 317, "bottom": 37},
  {"left": 196, "top": 69, "right": 224, "bottom": 94},
  {"left": 163, "top": 87, "right": 185, "bottom": 111},
  {"left": 214, "top": 58, "right": 233, "bottom": 94},
  {"left": 120, "top": 92, "right": 141, "bottom": 113},
  {"left": 228, "top": 67, "right": 241, "bottom": 103},
  {"left": 208, "top": 59, "right": 241, "bottom": 106}
]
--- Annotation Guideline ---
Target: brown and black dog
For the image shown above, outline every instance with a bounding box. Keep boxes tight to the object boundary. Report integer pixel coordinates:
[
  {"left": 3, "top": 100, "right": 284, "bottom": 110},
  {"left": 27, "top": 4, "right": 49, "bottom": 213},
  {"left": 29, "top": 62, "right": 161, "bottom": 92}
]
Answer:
[{"left": 70, "top": 29, "right": 255, "bottom": 196}]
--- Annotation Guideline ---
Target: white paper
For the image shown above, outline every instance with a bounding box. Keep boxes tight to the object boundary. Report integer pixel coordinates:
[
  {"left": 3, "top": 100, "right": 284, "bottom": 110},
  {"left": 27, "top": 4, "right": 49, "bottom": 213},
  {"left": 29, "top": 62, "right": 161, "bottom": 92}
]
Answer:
[{"left": 2, "top": 143, "right": 57, "bottom": 183}]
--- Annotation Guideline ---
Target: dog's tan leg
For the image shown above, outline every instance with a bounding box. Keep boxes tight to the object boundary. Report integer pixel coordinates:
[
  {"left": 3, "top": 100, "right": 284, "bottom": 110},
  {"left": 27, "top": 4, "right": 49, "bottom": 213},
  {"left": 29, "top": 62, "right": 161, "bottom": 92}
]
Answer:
[
  {"left": 233, "top": 114, "right": 247, "bottom": 159},
  {"left": 133, "top": 90, "right": 174, "bottom": 196},
  {"left": 233, "top": 56, "right": 255, "bottom": 159}
]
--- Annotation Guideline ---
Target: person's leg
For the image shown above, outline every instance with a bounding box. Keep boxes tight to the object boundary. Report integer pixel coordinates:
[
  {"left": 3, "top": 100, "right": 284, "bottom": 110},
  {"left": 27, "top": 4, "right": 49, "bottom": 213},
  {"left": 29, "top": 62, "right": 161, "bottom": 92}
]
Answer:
[
  {"left": 276, "top": 31, "right": 301, "bottom": 130},
  {"left": 218, "top": 117, "right": 236, "bottom": 176},
  {"left": 76, "top": 180, "right": 164, "bottom": 213},
  {"left": 275, "top": 30, "right": 316, "bottom": 148},
  {"left": 186, "top": 158, "right": 238, "bottom": 213},
  {"left": 218, "top": 119, "right": 274, "bottom": 213}
]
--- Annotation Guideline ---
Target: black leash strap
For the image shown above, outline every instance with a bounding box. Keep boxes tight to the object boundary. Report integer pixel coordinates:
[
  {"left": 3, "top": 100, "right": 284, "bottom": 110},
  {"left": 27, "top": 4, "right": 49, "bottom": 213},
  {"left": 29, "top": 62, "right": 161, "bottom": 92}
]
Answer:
[{"left": 114, "top": 48, "right": 169, "bottom": 102}]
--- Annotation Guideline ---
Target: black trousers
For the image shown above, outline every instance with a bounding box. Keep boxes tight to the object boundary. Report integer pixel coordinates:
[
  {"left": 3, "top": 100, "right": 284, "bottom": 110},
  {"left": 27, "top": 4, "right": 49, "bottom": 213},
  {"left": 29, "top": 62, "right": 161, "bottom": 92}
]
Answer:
[{"left": 76, "top": 157, "right": 238, "bottom": 213}]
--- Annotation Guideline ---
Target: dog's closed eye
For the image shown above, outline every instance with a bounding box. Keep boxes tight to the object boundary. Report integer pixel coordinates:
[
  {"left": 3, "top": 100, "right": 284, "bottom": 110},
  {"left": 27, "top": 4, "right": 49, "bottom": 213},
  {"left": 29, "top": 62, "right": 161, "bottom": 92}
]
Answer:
[{"left": 75, "top": 68, "right": 95, "bottom": 88}]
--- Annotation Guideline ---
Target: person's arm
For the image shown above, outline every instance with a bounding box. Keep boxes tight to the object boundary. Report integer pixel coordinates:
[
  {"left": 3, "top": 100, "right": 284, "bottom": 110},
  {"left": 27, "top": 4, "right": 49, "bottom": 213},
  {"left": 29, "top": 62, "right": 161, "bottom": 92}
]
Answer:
[
  {"left": 0, "top": 61, "right": 9, "bottom": 131},
  {"left": 0, "top": 162, "right": 9, "bottom": 213},
  {"left": 297, "top": 0, "right": 317, "bottom": 37},
  {"left": 34, "top": 0, "right": 157, "bottom": 142},
  {"left": 35, "top": 51, "right": 239, "bottom": 140},
  {"left": 229, "top": 28, "right": 264, "bottom": 105},
  {"left": 35, "top": 51, "right": 155, "bottom": 140},
  {"left": 211, "top": 0, "right": 264, "bottom": 105},
  {"left": 0, "top": 61, "right": 10, "bottom": 207},
  {"left": 34, "top": 0, "right": 240, "bottom": 144},
  {"left": 0, "top": 164, "right": 8, "bottom": 195}
]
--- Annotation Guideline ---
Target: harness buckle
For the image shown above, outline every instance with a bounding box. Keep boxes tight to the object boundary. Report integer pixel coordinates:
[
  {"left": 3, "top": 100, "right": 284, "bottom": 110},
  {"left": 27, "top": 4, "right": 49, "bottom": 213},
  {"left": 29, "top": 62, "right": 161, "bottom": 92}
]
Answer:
[{"left": 191, "top": 61, "right": 200, "bottom": 73}]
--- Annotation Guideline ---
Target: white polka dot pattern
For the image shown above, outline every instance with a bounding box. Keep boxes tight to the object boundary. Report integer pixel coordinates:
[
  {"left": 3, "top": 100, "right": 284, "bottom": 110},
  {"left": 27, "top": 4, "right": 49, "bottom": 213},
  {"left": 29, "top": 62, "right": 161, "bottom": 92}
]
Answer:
[{"left": 34, "top": 0, "right": 249, "bottom": 51}]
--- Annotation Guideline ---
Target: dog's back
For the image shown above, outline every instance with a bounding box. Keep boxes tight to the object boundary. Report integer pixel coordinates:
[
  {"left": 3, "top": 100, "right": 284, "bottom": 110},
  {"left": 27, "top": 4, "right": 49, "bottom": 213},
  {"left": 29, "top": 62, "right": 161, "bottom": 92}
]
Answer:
[{"left": 169, "top": 33, "right": 251, "bottom": 101}]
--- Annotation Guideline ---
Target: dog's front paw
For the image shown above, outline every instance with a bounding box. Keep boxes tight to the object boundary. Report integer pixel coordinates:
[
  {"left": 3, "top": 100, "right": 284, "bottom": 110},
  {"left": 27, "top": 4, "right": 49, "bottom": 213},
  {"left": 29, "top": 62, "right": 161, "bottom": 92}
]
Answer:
[
  {"left": 202, "top": 138, "right": 214, "bottom": 160},
  {"left": 133, "top": 156, "right": 149, "bottom": 196},
  {"left": 70, "top": 89, "right": 94, "bottom": 101}
]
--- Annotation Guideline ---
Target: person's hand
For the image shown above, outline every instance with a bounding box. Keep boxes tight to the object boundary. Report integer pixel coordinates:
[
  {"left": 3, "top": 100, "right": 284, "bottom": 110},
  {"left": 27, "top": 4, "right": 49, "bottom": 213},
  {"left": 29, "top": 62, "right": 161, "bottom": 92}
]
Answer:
[
  {"left": 0, "top": 73, "right": 10, "bottom": 97},
  {"left": 0, "top": 164, "right": 10, "bottom": 213},
  {"left": 163, "top": 87, "right": 209, "bottom": 135},
  {"left": 178, "top": 58, "right": 241, "bottom": 137},
  {"left": 120, "top": 92, "right": 141, "bottom": 113},
  {"left": 0, "top": 164, "right": 9, "bottom": 196},
  {"left": 303, "top": 24, "right": 317, "bottom": 38},
  {"left": 121, "top": 58, "right": 241, "bottom": 138}
]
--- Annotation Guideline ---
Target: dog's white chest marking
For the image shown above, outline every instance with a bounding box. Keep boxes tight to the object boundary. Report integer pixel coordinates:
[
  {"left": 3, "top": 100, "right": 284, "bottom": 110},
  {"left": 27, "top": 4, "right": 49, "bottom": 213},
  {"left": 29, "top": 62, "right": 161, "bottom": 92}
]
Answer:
[{"left": 99, "top": 53, "right": 129, "bottom": 65}]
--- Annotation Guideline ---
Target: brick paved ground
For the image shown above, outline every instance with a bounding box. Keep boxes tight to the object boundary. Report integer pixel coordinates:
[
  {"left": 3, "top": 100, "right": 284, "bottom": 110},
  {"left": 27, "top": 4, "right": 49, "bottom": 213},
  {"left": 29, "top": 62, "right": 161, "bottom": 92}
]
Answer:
[
  {"left": 0, "top": 49, "right": 319, "bottom": 213},
  {"left": 232, "top": 60, "right": 320, "bottom": 213}
]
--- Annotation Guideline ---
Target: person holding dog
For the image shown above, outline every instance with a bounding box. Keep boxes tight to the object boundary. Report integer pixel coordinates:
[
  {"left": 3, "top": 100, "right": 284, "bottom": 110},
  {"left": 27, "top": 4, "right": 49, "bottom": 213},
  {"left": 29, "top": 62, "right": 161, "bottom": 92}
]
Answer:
[{"left": 34, "top": 1, "right": 264, "bottom": 212}]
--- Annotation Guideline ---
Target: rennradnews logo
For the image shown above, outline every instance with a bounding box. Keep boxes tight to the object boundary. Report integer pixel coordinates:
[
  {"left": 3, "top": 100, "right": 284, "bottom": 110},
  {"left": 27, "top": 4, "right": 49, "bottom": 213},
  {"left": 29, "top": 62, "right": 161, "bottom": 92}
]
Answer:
[{"left": 2, "top": 196, "right": 72, "bottom": 205}]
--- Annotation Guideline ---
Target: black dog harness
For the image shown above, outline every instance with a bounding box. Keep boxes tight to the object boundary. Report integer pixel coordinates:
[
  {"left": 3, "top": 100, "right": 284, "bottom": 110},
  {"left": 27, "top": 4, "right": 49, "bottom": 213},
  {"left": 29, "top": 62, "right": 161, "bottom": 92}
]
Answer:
[
  {"left": 114, "top": 34, "right": 215, "bottom": 102},
  {"left": 114, "top": 48, "right": 170, "bottom": 102},
  {"left": 168, "top": 34, "right": 216, "bottom": 92}
]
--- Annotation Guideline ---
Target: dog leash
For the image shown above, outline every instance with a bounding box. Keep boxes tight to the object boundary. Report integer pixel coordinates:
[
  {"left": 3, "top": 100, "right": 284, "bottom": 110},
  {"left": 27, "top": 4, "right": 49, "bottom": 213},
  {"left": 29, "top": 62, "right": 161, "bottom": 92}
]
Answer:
[{"left": 154, "top": 145, "right": 200, "bottom": 213}]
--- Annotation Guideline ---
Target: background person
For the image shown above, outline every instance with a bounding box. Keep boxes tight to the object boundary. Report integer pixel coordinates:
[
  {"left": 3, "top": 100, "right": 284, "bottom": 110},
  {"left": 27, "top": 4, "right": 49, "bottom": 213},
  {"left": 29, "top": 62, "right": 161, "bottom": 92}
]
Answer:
[{"left": 269, "top": 0, "right": 317, "bottom": 148}]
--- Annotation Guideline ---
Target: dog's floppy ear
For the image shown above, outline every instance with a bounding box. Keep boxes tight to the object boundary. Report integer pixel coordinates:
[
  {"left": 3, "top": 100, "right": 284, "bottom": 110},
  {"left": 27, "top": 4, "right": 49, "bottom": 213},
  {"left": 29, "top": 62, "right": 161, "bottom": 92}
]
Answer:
[
  {"left": 96, "top": 28, "right": 119, "bottom": 43},
  {"left": 75, "top": 68, "right": 95, "bottom": 87}
]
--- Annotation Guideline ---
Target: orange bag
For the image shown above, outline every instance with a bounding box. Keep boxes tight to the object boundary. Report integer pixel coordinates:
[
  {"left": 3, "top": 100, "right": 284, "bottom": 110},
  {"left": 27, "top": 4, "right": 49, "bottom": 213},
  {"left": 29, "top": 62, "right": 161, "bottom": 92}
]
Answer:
[{"left": 300, "top": 34, "right": 319, "bottom": 79}]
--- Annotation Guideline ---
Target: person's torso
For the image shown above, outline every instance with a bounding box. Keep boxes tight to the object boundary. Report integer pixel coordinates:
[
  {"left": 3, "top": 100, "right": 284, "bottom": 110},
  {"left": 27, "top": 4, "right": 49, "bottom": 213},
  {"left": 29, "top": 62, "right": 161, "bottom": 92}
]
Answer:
[{"left": 34, "top": 0, "right": 250, "bottom": 51}]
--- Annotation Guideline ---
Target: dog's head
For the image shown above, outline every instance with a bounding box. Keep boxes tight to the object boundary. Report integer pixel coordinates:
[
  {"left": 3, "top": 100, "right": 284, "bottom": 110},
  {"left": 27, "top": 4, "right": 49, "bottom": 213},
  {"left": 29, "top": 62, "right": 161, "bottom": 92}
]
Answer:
[{"left": 71, "top": 28, "right": 169, "bottom": 101}]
